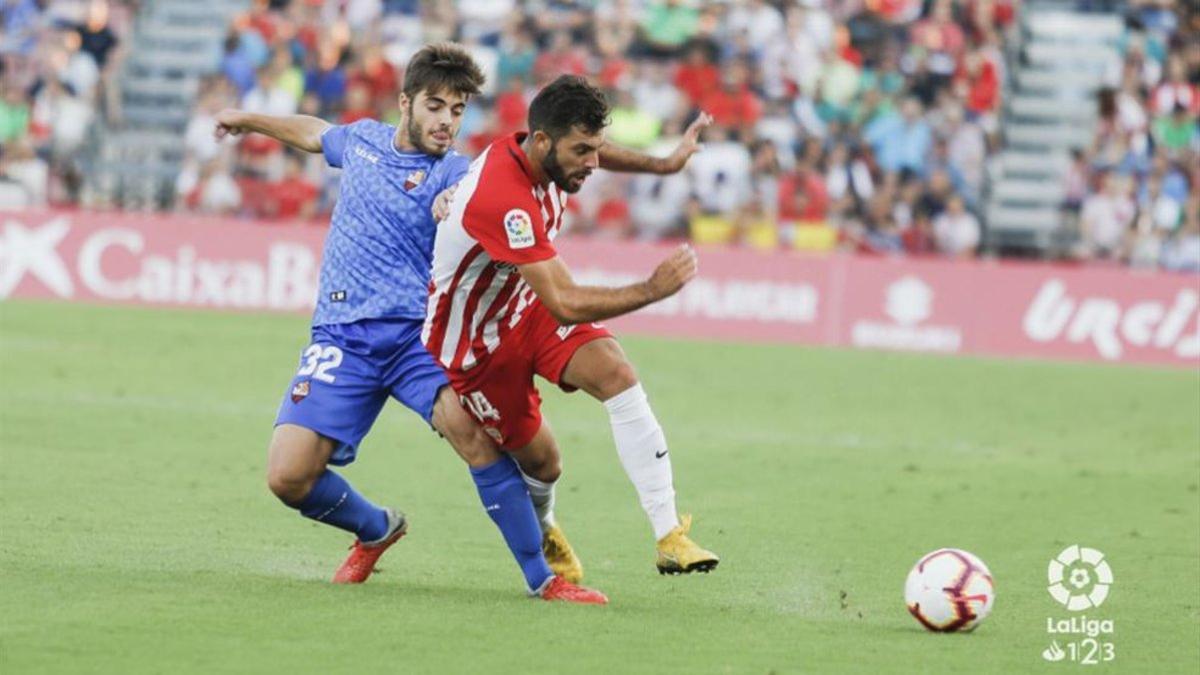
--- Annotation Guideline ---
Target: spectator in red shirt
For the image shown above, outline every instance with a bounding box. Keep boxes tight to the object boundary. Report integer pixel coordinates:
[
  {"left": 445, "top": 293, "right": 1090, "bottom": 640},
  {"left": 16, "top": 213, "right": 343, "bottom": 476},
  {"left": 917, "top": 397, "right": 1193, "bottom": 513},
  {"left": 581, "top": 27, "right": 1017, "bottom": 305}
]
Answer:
[
  {"left": 592, "top": 178, "right": 634, "bottom": 239},
  {"left": 902, "top": 209, "right": 937, "bottom": 255},
  {"left": 290, "top": 1, "right": 321, "bottom": 54},
  {"left": 262, "top": 153, "right": 319, "bottom": 221},
  {"left": 245, "top": 0, "right": 278, "bottom": 44},
  {"left": 872, "top": 0, "right": 924, "bottom": 24},
  {"left": 351, "top": 44, "right": 399, "bottom": 111},
  {"left": 1152, "top": 55, "right": 1200, "bottom": 116},
  {"left": 956, "top": 50, "right": 999, "bottom": 116},
  {"left": 699, "top": 59, "right": 762, "bottom": 131},
  {"left": 778, "top": 160, "right": 829, "bottom": 224},
  {"left": 909, "top": 0, "right": 965, "bottom": 75},
  {"left": 493, "top": 76, "right": 528, "bottom": 135},
  {"left": 339, "top": 82, "right": 374, "bottom": 124},
  {"left": 532, "top": 31, "right": 588, "bottom": 84},
  {"left": 673, "top": 42, "right": 720, "bottom": 106}
]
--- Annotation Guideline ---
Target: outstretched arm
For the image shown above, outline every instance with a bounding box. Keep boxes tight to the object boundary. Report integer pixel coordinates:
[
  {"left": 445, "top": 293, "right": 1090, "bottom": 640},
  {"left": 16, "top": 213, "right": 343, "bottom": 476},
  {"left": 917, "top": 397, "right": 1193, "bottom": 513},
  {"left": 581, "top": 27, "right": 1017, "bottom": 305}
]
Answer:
[
  {"left": 517, "top": 245, "right": 698, "bottom": 325},
  {"left": 214, "top": 109, "right": 331, "bottom": 154},
  {"left": 598, "top": 112, "right": 712, "bottom": 175}
]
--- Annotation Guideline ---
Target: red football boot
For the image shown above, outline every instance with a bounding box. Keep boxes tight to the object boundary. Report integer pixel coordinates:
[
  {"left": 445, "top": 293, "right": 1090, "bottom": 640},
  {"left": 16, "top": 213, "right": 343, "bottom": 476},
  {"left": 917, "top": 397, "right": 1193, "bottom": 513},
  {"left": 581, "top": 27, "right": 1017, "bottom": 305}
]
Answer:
[
  {"left": 536, "top": 575, "right": 609, "bottom": 605},
  {"left": 332, "top": 508, "right": 407, "bottom": 584}
]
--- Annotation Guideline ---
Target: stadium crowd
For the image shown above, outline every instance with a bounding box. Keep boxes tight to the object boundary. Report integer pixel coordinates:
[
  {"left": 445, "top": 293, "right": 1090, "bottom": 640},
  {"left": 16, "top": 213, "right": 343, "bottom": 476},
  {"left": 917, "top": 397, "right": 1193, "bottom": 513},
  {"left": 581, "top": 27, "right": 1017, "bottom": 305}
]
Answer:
[
  {"left": 184, "top": 0, "right": 1023, "bottom": 260},
  {"left": 1070, "top": 0, "right": 1199, "bottom": 271},
  {"left": 0, "top": 0, "right": 131, "bottom": 207},
  {"left": 0, "top": 0, "right": 1196, "bottom": 270}
]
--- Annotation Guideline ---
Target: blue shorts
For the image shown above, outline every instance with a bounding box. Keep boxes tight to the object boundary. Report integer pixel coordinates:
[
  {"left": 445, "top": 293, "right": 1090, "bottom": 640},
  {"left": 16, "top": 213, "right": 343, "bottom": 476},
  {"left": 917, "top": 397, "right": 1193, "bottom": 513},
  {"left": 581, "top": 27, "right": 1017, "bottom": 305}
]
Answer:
[{"left": 274, "top": 317, "right": 448, "bottom": 466}]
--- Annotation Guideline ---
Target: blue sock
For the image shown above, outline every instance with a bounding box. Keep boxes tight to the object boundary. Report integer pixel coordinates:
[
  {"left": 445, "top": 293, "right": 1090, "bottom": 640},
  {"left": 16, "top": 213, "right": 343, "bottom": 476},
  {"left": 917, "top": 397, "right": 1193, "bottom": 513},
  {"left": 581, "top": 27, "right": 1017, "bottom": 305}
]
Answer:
[
  {"left": 470, "top": 455, "right": 555, "bottom": 592},
  {"left": 295, "top": 469, "right": 389, "bottom": 542}
]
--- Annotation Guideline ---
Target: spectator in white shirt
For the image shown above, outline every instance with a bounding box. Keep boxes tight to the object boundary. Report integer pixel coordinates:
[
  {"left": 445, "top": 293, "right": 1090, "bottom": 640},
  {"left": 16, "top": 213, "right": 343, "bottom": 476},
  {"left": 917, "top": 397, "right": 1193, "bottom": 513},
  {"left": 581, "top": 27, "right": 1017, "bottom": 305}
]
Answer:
[
  {"left": 632, "top": 61, "right": 683, "bottom": 124},
  {"left": 727, "top": 0, "right": 785, "bottom": 56},
  {"left": 1080, "top": 173, "right": 1136, "bottom": 259},
  {"left": 945, "top": 104, "right": 986, "bottom": 201},
  {"left": 1160, "top": 202, "right": 1200, "bottom": 273},
  {"left": 687, "top": 125, "right": 753, "bottom": 216},
  {"left": 184, "top": 88, "right": 229, "bottom": 165},
  {"left": 196, "top": 157, "right": 242, "bottom": 215},
  {"left": 32, "top": 76, "right": 93, "bottom": 159},
  {"left": 241, "top": 66, "right": 297, "bottom": 117},
  {"left": 933, "top": 195, "right": 980, "bottom": 258},
  {"left": 0, "top": 137, "right": 48, "bottom": 205}
]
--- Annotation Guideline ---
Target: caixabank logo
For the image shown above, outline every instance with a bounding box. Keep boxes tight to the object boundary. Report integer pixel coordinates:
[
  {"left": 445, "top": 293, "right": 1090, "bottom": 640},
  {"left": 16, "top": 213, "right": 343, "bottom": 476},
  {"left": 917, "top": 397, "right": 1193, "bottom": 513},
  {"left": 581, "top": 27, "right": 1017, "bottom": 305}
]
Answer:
[
  {"left": 1041, "top": 545, "right": 1116, "bottom": 665},
  {"left": 0, "top": 215, "right": 319, "bottom": 310}
]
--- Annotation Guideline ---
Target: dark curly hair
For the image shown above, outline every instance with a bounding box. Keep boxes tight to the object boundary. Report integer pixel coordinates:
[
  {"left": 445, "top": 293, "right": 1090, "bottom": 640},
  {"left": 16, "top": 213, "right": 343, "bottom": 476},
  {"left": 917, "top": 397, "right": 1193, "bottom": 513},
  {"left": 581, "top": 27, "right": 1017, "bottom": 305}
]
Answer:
[
  {"left": 402, "top": 42, "right": 485, "bottom": 99},
  {"left": 527, "top": 75, "right": 611, "bottom": 140}
]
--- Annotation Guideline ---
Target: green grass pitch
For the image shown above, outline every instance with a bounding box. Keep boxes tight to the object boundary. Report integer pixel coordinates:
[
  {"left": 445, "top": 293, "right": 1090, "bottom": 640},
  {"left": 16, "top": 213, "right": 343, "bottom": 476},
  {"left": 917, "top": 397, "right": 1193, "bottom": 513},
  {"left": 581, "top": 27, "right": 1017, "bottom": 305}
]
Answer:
[{"left": 1, "top": 300, "right": 1197, "bottom": 673}]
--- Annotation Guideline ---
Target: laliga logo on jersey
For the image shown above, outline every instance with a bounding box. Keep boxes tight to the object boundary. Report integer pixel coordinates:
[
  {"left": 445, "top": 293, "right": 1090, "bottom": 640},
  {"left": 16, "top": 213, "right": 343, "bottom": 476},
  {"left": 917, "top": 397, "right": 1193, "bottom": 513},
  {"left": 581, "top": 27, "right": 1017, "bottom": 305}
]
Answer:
[
  {"left": 1048, "top": 545, "right": 1113, "bottom": 611},
  {"left": 504, "top": 209, "right": 535, "bottom": 249},
  {"left": 850, "top": 276, "right": 963, "bottom": 352},
  {"left": 404, "top": 170, "right": 425, "bottom": 191}
]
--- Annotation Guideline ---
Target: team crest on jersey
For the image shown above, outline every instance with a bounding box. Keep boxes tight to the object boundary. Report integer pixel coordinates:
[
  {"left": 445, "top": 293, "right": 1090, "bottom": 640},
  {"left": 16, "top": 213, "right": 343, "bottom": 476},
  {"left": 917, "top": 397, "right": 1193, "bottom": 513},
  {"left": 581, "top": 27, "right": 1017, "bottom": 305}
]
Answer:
[
  {"left": 404, "top": 169, "right": 426, "bottom": 191},
  {"left": 503, "top": 209, "right": 535, "bottom": 249},
  {"left": 556, "top": 325, "right": 576, "bottom": 340},
  {"left": 291, "top": 380, "right": 310, "bottom": 403}
]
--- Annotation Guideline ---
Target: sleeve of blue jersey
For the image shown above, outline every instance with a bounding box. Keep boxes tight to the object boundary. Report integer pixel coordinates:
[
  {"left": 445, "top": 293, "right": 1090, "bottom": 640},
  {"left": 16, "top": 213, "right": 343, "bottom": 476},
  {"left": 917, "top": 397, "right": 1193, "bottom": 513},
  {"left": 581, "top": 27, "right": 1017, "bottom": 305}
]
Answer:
[
  {"left": 438, "top": 152, "right": 471, "bottom": 192},
  {"left": 320, "top": 123, "right": 352, "bottom": 168}
]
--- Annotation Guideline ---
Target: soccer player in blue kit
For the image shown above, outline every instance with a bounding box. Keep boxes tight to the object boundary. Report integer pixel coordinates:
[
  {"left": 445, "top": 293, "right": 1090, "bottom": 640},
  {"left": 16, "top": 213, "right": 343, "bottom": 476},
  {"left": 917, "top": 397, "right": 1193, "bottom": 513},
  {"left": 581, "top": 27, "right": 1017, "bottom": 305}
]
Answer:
[{"left": 215, "top": 44, "right": 606, "bottom": 603}]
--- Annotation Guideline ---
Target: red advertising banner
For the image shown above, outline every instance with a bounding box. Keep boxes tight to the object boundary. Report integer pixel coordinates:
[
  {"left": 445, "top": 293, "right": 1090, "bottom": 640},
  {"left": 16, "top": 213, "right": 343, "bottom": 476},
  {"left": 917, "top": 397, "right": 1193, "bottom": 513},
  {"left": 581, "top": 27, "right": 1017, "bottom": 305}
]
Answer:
[
  {"left": 3, "top": 210, "right": 1197, "bottom": 369},
  {"left": 1, "top": 210, "right": 326, "bottom": 311}
]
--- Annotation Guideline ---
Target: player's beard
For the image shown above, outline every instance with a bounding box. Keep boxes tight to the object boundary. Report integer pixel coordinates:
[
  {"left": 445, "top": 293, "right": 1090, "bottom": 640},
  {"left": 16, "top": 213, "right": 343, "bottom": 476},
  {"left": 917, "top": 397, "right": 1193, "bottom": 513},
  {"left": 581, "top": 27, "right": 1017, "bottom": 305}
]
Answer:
[
  {"left": 541, "top": 140, "right": 591, "bottom": 194},
  {"left": 405, "top": 103, "right": 449, "bottom": 157}
]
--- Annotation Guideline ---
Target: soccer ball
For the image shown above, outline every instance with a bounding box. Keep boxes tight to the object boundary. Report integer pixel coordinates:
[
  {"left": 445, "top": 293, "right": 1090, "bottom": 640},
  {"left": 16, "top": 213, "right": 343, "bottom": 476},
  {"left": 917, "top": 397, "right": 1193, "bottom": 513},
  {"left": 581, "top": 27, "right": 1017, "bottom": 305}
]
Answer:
[{"left": 904, "top": 548, "right": 995, "bottom": 632}]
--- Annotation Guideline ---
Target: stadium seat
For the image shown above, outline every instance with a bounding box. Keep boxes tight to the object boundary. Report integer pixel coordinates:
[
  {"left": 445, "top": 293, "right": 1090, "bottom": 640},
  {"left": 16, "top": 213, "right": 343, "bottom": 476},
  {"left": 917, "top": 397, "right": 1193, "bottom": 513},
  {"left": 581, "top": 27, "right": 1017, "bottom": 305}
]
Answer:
[
  {"left": 792, "top": 223, "right": 838, "bottom": 252},
  {"left": 689, "top": 215, "right": 736, "bottom": 245}
]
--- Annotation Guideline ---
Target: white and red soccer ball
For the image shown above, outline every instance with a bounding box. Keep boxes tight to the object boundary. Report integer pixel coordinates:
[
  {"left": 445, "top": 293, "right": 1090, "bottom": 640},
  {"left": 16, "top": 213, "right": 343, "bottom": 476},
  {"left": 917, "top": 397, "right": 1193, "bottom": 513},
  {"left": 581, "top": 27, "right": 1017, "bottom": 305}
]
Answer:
[{"left": 905, "top": 548, "right": 995, "bottom": 632}]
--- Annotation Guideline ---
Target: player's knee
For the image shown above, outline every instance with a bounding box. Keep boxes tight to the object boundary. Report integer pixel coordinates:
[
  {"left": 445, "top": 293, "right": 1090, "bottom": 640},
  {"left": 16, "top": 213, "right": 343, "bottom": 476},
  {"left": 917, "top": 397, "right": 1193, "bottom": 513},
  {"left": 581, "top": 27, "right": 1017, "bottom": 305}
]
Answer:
[
  {"left": 601, "top": 359, "right": 639, "bottom": 399},
  {"left": 517, "top": 452, "right": 561, "bottom": 483},
  {"left": 586, "top": 339, "right": 639, "bottom": 396},
  {"left": 458, "top": 424, "right": 502, "bottom": 467},
  {"left": 266, "top": 465, "right": 313, "bottom": 505},
  {"left": 540, "top": 455, "right": 562, "bottom": 483},
  {"left": 266, "top": 425, "right": 331, "bottom": 503},
  {"left": 266, "top": 439, "right": 322, "bottom": 504}
]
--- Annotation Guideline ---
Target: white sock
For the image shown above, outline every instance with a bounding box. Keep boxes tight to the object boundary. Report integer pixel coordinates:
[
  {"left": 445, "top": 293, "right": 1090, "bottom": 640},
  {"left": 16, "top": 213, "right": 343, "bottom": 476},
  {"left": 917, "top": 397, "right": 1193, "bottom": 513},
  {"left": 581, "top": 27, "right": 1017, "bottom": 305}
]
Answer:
[
  {"left": 520, "top": 471, "right": 557, "bottom": 532},
  {"left": 604, "top": 383, "right": 679, "bottom": 541}
]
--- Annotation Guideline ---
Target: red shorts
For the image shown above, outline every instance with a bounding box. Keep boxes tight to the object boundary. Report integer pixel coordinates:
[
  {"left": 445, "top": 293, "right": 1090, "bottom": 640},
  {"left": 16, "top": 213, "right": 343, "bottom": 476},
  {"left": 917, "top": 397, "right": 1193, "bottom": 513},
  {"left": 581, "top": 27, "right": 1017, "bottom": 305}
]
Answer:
[{"left": 446, "top": 302, "right": 612, "bottom": 450}]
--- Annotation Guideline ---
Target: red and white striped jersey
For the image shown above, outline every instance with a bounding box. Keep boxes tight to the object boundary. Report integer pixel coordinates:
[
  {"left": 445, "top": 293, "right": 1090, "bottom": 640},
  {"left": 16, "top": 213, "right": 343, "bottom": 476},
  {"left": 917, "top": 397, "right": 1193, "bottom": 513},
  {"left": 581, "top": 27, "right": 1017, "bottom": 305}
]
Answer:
[{"left": 422, "top": 133, "right": 567, "bottom": 371}]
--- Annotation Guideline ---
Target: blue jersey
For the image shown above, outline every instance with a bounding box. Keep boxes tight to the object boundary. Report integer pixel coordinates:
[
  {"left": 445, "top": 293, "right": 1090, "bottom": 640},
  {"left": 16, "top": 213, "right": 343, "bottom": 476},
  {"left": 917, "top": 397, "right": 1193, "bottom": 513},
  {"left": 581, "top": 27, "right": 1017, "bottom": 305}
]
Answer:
[{"left": 313, "top": 119, "right": 470, "bottom": 326}]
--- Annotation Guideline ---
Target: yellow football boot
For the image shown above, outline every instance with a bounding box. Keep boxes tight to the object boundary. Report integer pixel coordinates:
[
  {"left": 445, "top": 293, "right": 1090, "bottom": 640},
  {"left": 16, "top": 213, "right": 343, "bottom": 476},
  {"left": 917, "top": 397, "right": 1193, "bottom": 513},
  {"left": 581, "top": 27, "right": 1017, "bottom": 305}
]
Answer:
[
  {"left": 543, "top": 524, "right": 584, "bottom": 583},
  {"left": 656, "top": 514, "right": 719, "bottom": 575}
]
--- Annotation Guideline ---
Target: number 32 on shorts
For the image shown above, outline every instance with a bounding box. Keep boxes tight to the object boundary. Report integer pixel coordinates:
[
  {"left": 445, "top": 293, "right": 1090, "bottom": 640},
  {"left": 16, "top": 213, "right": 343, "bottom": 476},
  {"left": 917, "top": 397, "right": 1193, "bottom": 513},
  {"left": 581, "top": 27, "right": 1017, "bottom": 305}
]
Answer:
[
  {"left": 297, "top": 344, "right": 343, "bottom": 383},
  {"left": 461, "top": 391, "right": 501, "bottom": 423}
]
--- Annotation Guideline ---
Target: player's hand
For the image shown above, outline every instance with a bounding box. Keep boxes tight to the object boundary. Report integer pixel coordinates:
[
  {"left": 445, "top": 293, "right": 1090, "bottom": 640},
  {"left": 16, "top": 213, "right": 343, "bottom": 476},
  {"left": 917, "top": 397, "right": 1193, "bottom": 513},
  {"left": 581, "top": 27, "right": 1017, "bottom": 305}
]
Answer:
[
  {"left": 214, "top": 109, "right": 247, "bottom": 141},
  {"left": 662, "top": 112, "right": 712, "bottom": 174},
  {"left": 432, "top": 185, "right": 458, "bottom": 222},
  {"left": 646, "top": 244, "right": 698, "bottom": 300}
]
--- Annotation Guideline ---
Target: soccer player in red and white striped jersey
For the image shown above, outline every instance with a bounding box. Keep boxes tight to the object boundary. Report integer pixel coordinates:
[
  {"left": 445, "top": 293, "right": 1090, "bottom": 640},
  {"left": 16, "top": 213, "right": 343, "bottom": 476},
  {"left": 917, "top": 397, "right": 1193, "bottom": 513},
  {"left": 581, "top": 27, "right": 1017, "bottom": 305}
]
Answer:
[{"left": 424, "top": 76, "right": 719, "bottom": 577}]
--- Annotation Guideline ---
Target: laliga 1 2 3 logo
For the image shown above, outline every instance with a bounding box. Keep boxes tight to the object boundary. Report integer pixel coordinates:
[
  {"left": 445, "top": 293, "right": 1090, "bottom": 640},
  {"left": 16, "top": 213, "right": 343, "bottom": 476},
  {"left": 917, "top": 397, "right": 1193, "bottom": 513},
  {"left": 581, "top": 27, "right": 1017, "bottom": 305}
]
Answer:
[
  {"left": 1048, "top": 544, "right": 1112, "bottom": 611},
  {"left": 1041, "top": 545, "right": 1116, "bottom": 665}
]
